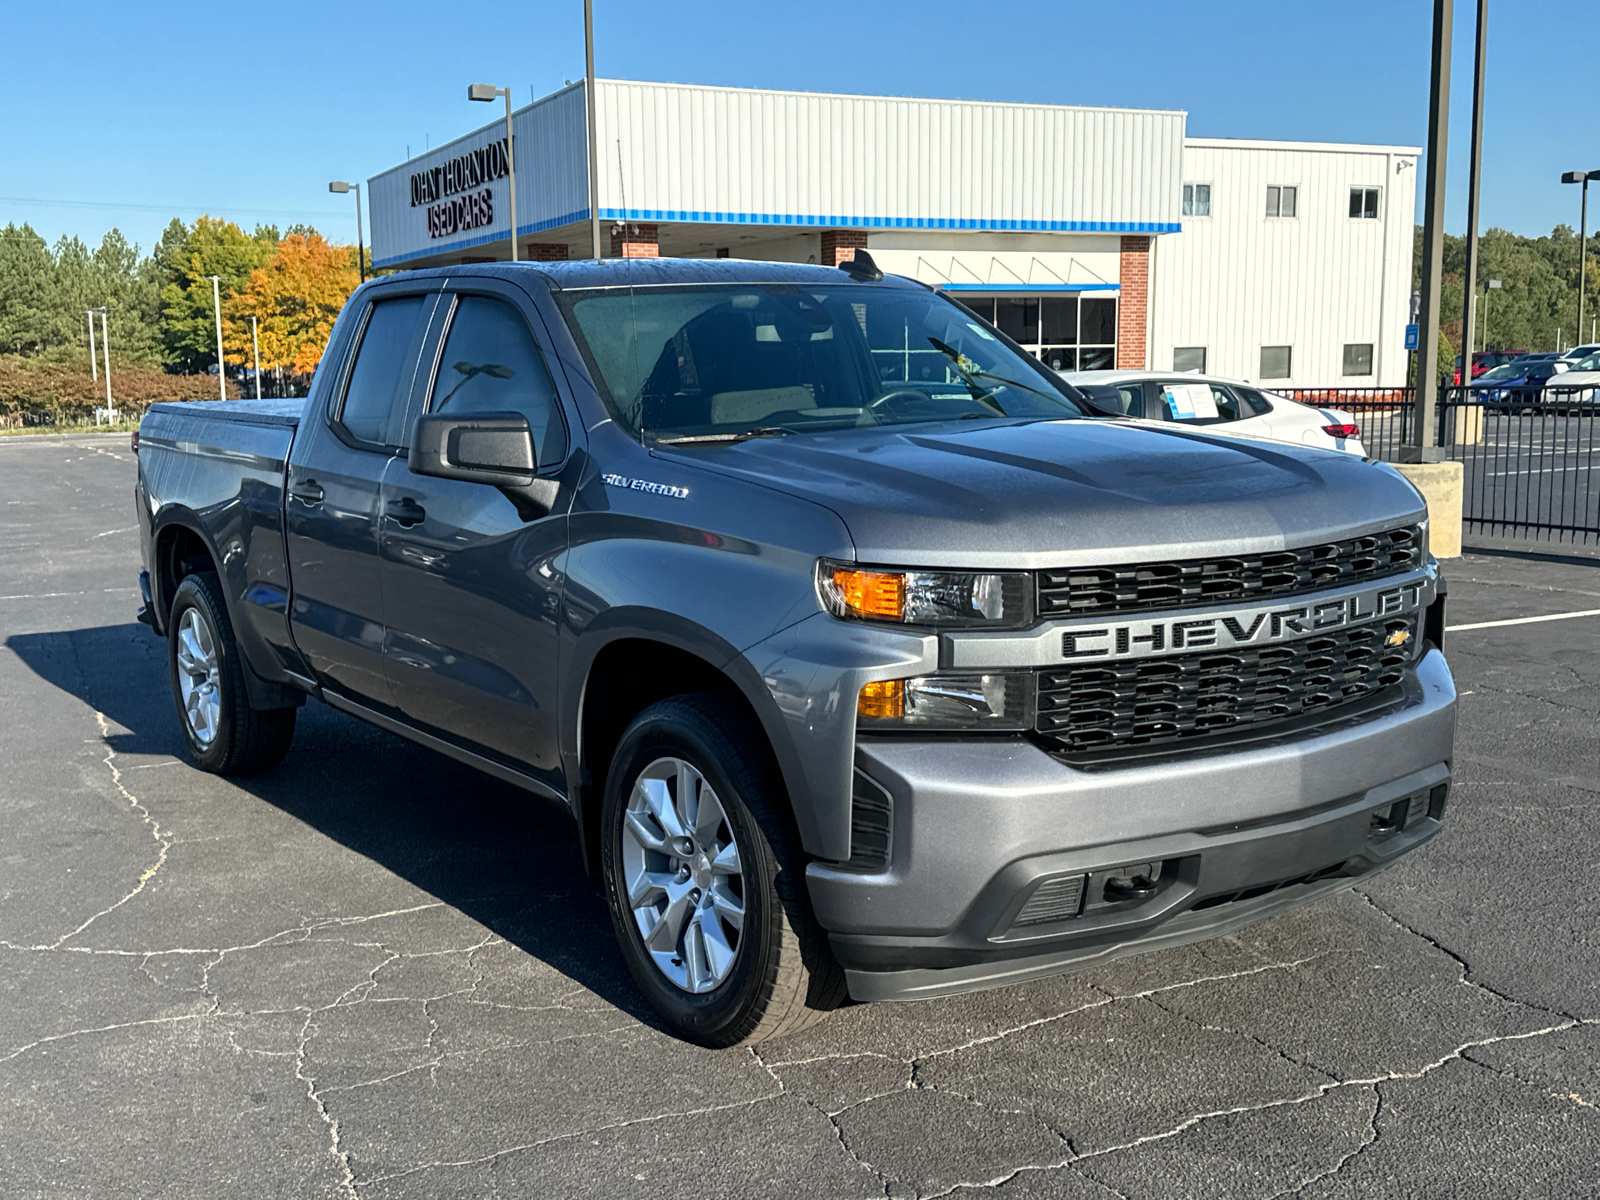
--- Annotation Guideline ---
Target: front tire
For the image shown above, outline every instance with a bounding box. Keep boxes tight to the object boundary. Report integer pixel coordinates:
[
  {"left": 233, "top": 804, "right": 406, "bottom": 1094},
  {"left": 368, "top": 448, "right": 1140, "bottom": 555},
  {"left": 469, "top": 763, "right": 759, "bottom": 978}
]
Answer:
[
  {"left": 600, "top": 693, "right": 845, "bottom": 1047},
  {"left": 167, "top": 572, "right": 296, "bottom": 774}
]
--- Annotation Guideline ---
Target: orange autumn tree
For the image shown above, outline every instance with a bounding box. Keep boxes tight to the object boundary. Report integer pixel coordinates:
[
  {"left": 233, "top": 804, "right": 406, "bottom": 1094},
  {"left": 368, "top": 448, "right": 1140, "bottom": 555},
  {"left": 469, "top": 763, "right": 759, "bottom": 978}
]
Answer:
[{"left": 226, "top": 232, "right": 359, "bottom": 376}]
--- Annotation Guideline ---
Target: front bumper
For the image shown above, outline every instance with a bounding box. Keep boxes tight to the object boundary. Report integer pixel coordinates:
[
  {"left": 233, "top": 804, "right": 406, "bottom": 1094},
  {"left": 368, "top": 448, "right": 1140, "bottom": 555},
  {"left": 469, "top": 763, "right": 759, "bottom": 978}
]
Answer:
[{"left": 806, "top": 647, "right": 1456, "bottom": 1002}]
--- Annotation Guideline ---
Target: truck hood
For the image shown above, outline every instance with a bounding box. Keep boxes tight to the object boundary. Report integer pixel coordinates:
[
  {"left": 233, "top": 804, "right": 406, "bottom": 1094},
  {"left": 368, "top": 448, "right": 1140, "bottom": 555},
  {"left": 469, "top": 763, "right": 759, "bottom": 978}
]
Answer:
[{"left": 654, "top": 418, "right": 1427, "bottom": 569}]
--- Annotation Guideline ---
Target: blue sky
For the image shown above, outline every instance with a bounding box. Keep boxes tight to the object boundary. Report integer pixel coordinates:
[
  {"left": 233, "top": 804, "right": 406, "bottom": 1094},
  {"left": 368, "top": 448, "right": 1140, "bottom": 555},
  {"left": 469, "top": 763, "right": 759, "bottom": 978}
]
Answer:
[{"left": 3, "top": 0, "right": 1594, "bottom": 256}]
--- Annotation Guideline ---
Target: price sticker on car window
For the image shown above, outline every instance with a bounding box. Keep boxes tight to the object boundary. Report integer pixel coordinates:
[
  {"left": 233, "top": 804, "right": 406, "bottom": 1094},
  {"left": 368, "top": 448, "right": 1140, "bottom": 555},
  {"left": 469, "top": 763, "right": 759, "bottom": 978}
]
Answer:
[{"left": 1163, "top": 384, "right": 1218, "bottom": 420}]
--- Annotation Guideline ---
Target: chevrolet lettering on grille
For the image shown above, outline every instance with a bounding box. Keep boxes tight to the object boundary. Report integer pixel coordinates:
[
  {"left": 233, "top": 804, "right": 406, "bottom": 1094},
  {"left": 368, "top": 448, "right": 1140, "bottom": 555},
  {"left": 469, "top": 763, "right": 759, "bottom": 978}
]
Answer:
[{"left": 943, "top": 570, "right": 1435, "bottom": 670}]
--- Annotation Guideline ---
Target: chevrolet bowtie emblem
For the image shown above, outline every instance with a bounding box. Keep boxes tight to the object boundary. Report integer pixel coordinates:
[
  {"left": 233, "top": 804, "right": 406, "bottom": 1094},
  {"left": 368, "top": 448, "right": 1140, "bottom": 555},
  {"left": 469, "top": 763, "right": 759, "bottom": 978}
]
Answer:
[{"left": 1386, "top": 628, "right": 1412, "bottom": 648}]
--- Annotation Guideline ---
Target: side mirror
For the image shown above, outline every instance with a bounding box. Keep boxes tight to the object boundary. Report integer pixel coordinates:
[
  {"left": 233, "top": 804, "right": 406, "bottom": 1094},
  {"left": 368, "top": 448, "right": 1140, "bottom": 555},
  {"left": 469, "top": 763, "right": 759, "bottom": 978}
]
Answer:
[
  {"left": 409, "top": 412, "right": 556, "bottom": 520},
  {"left": 410, "top": 412, "right": 536, "bottom": 486}
]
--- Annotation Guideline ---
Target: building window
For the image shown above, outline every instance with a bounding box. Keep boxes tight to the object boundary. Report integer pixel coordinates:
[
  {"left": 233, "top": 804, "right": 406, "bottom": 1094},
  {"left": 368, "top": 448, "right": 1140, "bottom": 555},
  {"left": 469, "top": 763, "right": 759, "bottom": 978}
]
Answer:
[
  {"left": 1260, "top": 345, "right": 1293, "bottom": 379},
  {"left": 1342, "top": 343, "right": 1374, "bottom": 376},
  {"left": 1173, "top": 346, "right": 1207, "bottom": 372},
  {"left": 963, "top": 294, "right": 1117, "bottom": 372},
  {"left": 1265, "top": 185, "right": 1298, "bottom": 219},
  {"left": 1182, "top": 183, "right": 1211, "bottom": 217},
  {"left": 1349, "top": 187, "right": 1381, "bottom": 219}
]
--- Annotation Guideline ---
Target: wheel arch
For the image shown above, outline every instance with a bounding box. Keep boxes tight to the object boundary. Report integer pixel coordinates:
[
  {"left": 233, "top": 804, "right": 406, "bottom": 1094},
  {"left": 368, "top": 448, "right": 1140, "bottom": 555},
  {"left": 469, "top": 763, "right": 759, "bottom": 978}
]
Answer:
[
  {"left": 150, "top": 510, "right": 223, "bottom": 635},
  {"left": 567, "top": 616, "right": 818, "bottom": 874}
]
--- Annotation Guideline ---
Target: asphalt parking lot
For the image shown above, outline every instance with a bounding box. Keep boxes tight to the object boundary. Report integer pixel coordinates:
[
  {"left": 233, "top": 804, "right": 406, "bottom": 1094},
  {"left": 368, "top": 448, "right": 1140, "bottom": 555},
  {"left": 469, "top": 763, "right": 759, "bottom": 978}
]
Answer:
[{"left": 2, "top": 433, "right": 1597, "bottom": 1199}]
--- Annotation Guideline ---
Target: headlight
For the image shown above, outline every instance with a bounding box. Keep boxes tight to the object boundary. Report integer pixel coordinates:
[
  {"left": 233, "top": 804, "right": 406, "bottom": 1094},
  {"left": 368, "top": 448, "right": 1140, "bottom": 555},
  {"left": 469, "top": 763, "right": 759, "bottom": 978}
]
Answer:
[
  {"left": 857, "top": 672, "right": 1035, "bottom": 731},
  {"left": 818, "top": 560, "right": 1032, "bottom": 628}
]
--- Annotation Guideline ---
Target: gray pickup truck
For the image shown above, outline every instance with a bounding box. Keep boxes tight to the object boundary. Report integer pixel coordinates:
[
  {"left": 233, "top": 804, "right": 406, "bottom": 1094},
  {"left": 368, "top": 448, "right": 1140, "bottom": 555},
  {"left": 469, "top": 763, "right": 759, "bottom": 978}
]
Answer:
[{"left": 134, "top": 256, "right": 1455, "bottom": 1046}]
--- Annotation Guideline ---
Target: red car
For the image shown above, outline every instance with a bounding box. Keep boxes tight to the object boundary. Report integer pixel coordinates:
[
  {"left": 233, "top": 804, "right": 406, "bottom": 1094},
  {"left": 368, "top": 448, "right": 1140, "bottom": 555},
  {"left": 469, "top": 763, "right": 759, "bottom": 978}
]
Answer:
[{"left": 1453, "top": 350, "right": 1527, "bottom": 386}]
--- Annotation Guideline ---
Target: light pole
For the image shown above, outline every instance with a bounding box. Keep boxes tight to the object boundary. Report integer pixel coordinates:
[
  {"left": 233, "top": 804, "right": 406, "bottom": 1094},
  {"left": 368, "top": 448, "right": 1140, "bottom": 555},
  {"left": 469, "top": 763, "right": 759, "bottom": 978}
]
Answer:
[
  {"left": 468, "top": 84, "right": 518, "bottom": 262},
  {"left": 1459, "top": 0, "right": 1488, "bottom": 383},
  {"left": 86, "top": 309, "right": 98, "bottom": 382},
  {"left": 1561, "top": 170, "right": 1599, "bottom": 347},
  {"left": 207, "top": 275, "right": 225, "bottom": 401},
  {"left": 250, "top": 314, "right": 262, "bottom": 401},
  {"left": 1404, "top": 0, "right": 1453, "bottom": 462},
  {"left": 1483, "top": 279, "right": 1501, "bottom": 351},
  {"left": 585, "top": 0, "right": 602, "bottom": 260},
  {"left": 88, "top": 307, "right": 113, "bottom": 421},
  {"left": 328, "top": 181, "right": 366, "bottom": 282}
]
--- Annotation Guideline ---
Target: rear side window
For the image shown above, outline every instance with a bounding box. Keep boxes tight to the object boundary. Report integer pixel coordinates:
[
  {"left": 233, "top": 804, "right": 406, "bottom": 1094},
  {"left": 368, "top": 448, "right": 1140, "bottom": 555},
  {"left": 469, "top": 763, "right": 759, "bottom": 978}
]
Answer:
[
  {"left": 1234, "top": 386, "right": 1275, "bottom": 416},
  {"left": 428, "top": 295, "right": 568, "bottom": 467},
  {"left": 338, "top": 296, "right": 426, "bottom": 445}
]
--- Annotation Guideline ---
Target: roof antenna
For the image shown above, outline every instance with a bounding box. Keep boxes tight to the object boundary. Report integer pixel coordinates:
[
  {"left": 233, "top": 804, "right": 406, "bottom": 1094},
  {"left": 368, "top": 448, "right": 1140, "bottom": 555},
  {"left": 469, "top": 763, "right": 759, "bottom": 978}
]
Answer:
[{"left": 839, "top": 248, "right": 883, "bottom": 281}]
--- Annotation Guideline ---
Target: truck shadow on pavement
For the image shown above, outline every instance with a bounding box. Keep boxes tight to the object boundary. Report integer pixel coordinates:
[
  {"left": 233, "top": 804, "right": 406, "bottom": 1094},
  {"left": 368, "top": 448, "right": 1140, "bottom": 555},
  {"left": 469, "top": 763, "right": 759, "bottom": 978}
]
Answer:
[{"left": 7, "top": 621, "right": 667, "bottom": 1031}]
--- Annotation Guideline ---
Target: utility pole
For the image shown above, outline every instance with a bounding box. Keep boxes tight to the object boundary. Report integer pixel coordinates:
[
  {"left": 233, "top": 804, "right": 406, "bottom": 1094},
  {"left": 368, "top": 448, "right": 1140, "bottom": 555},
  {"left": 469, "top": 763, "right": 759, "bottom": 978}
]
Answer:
[
  {"left": 208, "top": 275, "right": 226, "bottom": 401},
  {"left": 250, "top": 315, "right": 262, "bottom": 401},
  {"left": 1459, "top": 0, "right": 1488, "bottom": 385},
  {"left": 86, "top": 310, "right": 97, "bottom": 382},
  {"left": 585, "top": 0, "right": 602, "bottom": 260},
  {"left": 1403, "top": 0, "right": 1453, "bottom": 463}
]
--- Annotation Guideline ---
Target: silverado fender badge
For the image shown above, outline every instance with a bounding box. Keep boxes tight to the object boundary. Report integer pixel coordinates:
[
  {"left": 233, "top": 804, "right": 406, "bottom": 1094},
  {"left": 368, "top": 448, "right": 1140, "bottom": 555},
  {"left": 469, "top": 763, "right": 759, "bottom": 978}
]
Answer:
[{"left": 601, "top": 473, "right": 690, "bottom": 500}]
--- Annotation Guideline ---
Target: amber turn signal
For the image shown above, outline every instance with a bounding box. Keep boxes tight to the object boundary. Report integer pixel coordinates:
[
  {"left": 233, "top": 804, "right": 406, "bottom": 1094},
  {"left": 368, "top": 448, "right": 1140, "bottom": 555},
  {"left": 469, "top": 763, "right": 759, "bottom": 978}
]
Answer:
[
  {"left": 857, "top": 679, "right": 906, "bottom": 719},
  {"left": 831, "top": 567, "right": 905, "bottom": 620}
]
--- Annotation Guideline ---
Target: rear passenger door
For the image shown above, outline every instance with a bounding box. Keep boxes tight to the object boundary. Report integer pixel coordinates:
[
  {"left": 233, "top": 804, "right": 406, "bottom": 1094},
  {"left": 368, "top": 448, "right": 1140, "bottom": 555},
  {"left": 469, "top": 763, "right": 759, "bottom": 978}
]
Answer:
[
  {"left": 285, "top": 286, "right": 438, "bottom": 709},
  {"left": 378, "top": 279, "right": 578, "bottom": 789}
]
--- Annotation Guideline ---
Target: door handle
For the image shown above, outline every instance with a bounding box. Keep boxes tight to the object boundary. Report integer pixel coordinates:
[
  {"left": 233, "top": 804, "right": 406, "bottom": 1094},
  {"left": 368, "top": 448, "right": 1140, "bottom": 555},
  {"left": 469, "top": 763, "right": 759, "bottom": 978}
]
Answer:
[
  {"left": 289, "top": 478, "right": 324, "bottom": 505},
  {"left": 384, "top": 496, "right": 427, "bottom": 527}
]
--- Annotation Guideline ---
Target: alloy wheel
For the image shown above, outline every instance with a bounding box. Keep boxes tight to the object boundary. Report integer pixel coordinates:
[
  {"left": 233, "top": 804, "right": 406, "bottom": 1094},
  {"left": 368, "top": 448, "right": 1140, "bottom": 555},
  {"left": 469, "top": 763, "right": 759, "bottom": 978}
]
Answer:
[
  {"left": 620, "top": 756, "right": 746, "bottom": 993},
  {"left": 175, "top": 607, "right": 222, "bottom": 748}
]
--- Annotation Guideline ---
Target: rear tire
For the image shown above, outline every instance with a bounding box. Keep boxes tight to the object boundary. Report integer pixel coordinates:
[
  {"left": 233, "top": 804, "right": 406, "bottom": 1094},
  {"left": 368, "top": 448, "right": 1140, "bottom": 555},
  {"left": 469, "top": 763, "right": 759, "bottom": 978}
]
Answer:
[
  {"left": 600, "top": 693, "right": 846, "bottom": 1047},
  {"left": 167, "top": 572, "right": 296, "bottom": 775}
]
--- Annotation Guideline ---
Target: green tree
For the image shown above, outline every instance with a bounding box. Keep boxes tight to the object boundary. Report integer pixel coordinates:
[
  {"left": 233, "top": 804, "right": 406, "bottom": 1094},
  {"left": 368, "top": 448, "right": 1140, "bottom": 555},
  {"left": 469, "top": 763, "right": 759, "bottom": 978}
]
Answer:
[
  {"left": 157, "top": 217, "right": 274, "bottom": 372},
  {"left": 0, "top": 224, "right": 56, "bottom": 356}
]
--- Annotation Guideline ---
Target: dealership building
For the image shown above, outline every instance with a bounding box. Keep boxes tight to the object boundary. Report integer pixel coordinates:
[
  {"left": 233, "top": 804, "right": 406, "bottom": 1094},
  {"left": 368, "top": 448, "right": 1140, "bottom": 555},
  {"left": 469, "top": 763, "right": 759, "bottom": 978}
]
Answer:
[{"left": 368, "top": 80, "right": 1418, "bottom": 387}]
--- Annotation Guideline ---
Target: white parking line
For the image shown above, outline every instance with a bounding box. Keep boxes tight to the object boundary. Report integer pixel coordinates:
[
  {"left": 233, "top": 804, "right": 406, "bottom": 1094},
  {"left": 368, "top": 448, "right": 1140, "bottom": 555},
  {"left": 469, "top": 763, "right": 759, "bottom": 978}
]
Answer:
[{"left": 1447, "top": 608, "right": 1600, "bottom": 632}]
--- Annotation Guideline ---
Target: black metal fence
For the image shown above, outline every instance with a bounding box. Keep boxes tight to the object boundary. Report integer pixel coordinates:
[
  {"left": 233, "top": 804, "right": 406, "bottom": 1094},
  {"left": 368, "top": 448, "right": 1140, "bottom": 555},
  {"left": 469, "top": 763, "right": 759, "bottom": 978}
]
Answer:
[{"left": 1281, "top": 385, "right": 1599, "bottom": 545}]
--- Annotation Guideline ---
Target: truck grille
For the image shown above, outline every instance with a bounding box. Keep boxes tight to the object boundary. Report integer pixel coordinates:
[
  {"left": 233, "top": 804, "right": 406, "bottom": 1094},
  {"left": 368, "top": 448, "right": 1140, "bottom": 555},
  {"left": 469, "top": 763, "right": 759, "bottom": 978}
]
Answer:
[
  {"left": 1035, "top": 617, "right": 1419, "bottom": 754},
  {"left": 1037, "top": 526, "right": 1422, "bottom": 619}
]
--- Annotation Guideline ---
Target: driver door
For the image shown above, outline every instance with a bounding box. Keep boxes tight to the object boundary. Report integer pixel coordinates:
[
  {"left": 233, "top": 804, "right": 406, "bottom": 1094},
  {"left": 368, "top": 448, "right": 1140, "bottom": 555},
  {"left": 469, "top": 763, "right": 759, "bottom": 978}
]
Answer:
[{"left": 378, "top": 280, "right": 577, "bottom": 790}]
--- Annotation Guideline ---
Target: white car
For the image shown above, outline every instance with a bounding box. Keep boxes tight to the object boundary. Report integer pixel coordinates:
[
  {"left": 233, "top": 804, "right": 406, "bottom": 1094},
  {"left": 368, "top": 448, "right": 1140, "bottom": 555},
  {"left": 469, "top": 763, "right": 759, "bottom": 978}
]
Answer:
[
  {"left": 1544, "top": 351, "right": 1600, "bottom": 404},
  {"left": 1058, "top": 369, "right": 1369, "bottom": 457}
]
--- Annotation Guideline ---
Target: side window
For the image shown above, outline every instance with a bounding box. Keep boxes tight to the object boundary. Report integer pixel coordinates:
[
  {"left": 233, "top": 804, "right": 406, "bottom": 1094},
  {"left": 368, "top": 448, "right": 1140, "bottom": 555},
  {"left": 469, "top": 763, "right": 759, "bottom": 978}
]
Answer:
[
  {"left": 338, "top": 296, "right": 427, "bottom": 446},
  {"left": 1116, "top": 384, "right": 1145, "bottom": 417},
  {"left": 1158, "top": 381, "right": 1222, "bottom": 422},
  {"left": 1234, "top": 386, "right": 1276, "bottom": 416},
  {"left": 1209, "top": 386, "right": 1244, "bottom": 422},
  {"left": 428, "top": 295, "right": 568, "bottom": 467}
]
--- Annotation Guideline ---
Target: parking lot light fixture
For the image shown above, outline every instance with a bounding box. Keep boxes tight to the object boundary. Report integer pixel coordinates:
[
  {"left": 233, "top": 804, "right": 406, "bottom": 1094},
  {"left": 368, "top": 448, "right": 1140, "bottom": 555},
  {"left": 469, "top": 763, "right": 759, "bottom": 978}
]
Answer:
[
  {"left": 468, "top": 84, "right": 517, "bottom": 263},
  {"left": 1562, "top": 170, "right": 1600, "bottom": 347},
  {"left": 328, "top": 181, "right": 366, "bottom": 282}
]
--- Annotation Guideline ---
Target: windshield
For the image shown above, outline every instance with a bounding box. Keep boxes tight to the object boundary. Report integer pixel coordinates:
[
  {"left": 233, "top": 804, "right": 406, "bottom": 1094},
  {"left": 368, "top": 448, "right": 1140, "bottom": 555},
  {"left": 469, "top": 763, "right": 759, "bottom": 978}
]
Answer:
[
  {"left": 1477, "top": 363, "right": 1523, "bottom": 381},
  {"left": 557, "top": 282, "right": 1086, "bottom": 442}
]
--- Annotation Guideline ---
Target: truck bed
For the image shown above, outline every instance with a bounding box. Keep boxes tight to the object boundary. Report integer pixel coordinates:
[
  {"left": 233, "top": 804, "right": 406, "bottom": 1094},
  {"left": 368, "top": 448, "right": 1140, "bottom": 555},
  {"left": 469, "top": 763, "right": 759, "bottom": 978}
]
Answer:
[{"left": 145, "top": 397, "right": 306, "bottom": 428}]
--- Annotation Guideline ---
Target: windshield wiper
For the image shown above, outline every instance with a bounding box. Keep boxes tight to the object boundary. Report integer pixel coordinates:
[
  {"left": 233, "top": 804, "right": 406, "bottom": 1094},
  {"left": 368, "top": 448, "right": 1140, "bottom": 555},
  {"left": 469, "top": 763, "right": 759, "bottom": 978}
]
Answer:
[
  {"left": 654, "top": 426, "right": 796, "bottom": 445},
  {"left": 926, "top": 338, "right": 1076, "bottom": 409}
]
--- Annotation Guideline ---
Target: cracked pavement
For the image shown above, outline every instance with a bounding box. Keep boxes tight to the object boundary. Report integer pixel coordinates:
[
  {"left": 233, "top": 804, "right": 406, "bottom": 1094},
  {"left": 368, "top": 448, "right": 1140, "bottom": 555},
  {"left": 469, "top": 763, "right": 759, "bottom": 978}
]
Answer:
[{"left": 2, "top": 433, "right": 1598, "bottom": 1198}]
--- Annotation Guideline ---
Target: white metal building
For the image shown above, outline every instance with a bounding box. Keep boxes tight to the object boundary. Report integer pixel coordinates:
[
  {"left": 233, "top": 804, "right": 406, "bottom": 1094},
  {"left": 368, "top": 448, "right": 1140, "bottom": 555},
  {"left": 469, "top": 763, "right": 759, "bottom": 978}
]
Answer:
[{"left": 368, "top": 80, "right": 1417, "bottom": 386}]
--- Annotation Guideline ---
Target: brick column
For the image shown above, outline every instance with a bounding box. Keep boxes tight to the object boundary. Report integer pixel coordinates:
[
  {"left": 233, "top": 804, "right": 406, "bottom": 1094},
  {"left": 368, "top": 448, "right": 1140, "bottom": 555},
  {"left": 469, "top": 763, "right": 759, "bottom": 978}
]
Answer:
[
  {"left": 610, "top": 222, "right": 659, "bottom": 258},
  {"left": 526, "top": 242, "right": 569, "bottom": 262},
  {"left": 820, "top": 230, "right": 868, "bottom": 268},
  {"left": 1117, "top": 236, "right": 1151, "bottom": 369}
]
